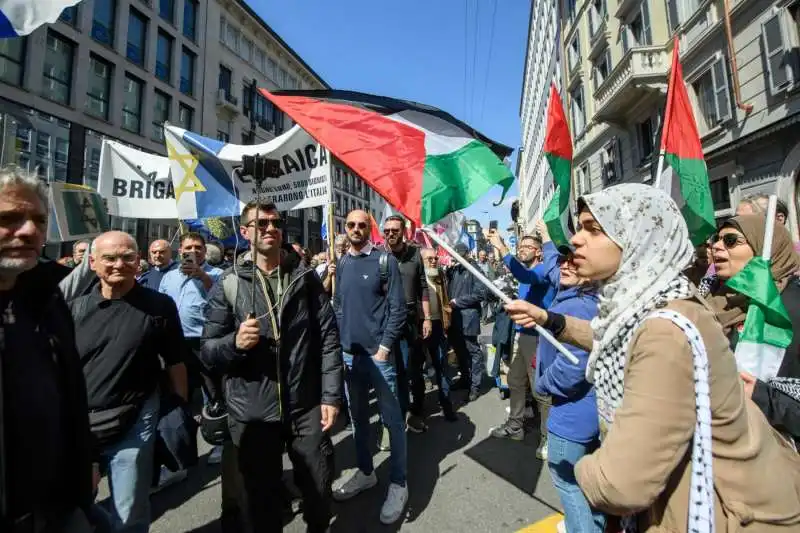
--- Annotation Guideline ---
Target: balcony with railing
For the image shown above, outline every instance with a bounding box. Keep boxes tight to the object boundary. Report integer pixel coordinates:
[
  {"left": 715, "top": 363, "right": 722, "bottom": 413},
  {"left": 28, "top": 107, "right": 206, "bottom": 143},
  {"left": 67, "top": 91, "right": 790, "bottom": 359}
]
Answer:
[
  {"left": 593, "top": 45, "right": 668, "bottom": 122},
  {"left": 215, "top": 89, "right": 239, "bottom": 114}
]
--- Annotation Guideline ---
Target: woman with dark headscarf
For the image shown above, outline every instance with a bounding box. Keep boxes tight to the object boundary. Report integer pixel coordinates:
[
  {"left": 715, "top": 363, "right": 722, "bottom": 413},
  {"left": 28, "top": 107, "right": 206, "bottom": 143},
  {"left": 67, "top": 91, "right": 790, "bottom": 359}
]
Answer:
[{"left": 707, "top": 214, "right": 800, "bottom": 443}]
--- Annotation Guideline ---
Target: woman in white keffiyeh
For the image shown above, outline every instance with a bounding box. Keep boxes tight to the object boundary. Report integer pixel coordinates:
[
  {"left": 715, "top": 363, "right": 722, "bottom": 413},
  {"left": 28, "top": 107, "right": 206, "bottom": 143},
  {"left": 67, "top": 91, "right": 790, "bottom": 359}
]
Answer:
[{"left": 505, "top": 184, "right": 800, "bottom": 533}]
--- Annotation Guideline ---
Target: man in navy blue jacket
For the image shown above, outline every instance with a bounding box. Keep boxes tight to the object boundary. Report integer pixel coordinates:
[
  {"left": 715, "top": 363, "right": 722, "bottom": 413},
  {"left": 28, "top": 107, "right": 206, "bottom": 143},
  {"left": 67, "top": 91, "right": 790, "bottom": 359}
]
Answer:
[
  {"left": 447, "top": 243, "right": 489, "bottom": 402},
  {"left": 488, "top": 223, "right": 559, "bottom": 458},
  {"left": 332, "top": 209, "right": 409, "bottom": 526}
]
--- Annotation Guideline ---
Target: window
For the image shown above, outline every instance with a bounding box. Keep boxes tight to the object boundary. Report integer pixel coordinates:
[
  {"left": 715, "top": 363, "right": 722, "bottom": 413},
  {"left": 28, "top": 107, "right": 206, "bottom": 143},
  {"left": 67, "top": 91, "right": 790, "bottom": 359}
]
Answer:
[
  {"left": 59, "top": 5, "right": 79, "bottom": 26},
  {"left": 183, "top": 0, "right": 197, "bottom": 40},
  {"left": 0, "top": 37, "right": 25, "bottom": 86},
  {"left": 344, "top": 197, "right": 349, "bottom": 213},
  {"left": 569, "top": 84, "right": 586, "bottom": 136},
  {"left": 156, "top": 31, "right": 172, "bottom": 83},
  {"left": 152, "top": 89, "right": 170, "bottom": 141},
  {"left": 225, "top": 21, "right": 240, "bottom": 53},
  {"left": 86, "top": 147, "right": 101, "bottom": 189},
  {"left": 592, "top": 48, "right": 612, "bottom": 90},
  {"left": 219, "top": 65, "right": 233, "bottom": 99},
  {"left": 43, "top": 32, "right": 74, "bottom": 105},
  {"left": 92, "top": 0, "right": 116, "bottom": 46},
  {"left": 288, "top": 75, "right": 298, "bottom": 89},
  {"left": 178, "top": 104, "right": 193, "bottom": 130},
  {"left": 254, "top": 48, "right": 266, "bottom": 73},
  {"left": 588, "top": 0, "right": 607, "bottom": 37},
  {"left": 86, "top": 55, "right": 112, "bottom": 120},
  {"left": 691, "top": 57, "right": 732, "bottom": 133},
  {"left": 335, "top": 193, "right": 342, "bottom": 215},
  {"left": 36, "top": 133, "right": 51, "bottom": 160},
  {"left": 601, "top": 139, "right": 623, "bottom": 185},
  {"left": 622, "top": 0, "right": 652, "bottom": 52},
  {"left": 577, "top": 162, "right": 591, "bottom": 195},
  {"left": 253, "top": 93, "right": 275, "bottom": 129},
  {"left": 274, "top": 109, "right": 285, "bottom": 134},
  {"left": 242, "top": 38, "right": 253, "bottom": 63},
  {"left": 267, "top": 57, "right": 277, "bottom": 80},
  {"left": 568, "top": 32, "right": 581, "bottom": 72},
  {"left": 279, "top": 67, "right": 288, "bottom": 87},
  {"left": 54, "top": 138, "right": 69, "bottom": 182},
  {"left": 159, "top": 0, "right": 174, "bottom": 24},
  {"left": 762, "top": 10, "right": 800, "bottom": 95},
  {"left": 636, "top": 115, "right": 657, "bottom": 165},
  {"left": 126, "top": 9, "right": 147, "bottom": 66},
  {"left": 122, "top": 74, "right": 143, "bottom": 133},
  {"left": 180, "top": 48, "right": 195, "bottom": 96},
  {"left": 666, "top": 0, "right": 699, "bottom": 31},
  {"left": 335, "top": 167, "right": 341, "bottom": 186},
  {"left": 710, "top": 177, "right": 731, "bottom": 211}
]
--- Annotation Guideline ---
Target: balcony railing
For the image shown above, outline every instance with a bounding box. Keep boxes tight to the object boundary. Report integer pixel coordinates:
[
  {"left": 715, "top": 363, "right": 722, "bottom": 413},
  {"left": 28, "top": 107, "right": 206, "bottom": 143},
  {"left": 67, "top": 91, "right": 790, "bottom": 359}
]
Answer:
[{"left": 593, "top": 45, "right": 668, "bottom": 120}]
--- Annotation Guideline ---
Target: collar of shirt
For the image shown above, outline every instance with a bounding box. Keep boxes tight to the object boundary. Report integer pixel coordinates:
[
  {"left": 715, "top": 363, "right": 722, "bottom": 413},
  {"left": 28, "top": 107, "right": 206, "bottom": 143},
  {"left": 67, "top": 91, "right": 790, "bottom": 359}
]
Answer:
[
  {"left": 157, "top": 260, "right": 177, "bottom": 272},
  {"left": 349, "top": 242, "right": 374, "bottom": 257}
]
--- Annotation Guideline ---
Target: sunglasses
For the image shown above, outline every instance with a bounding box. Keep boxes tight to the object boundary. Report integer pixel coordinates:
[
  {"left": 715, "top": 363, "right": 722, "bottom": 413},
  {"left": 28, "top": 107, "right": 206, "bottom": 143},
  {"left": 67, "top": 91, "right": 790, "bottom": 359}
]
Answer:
[
  {"left": 247, "top": 218, "right": 283, "bottom": 231},
  {"left": 713, "top": 233, "right": 746, "bottom": 249},
  {"left": 383, "top": 228, "right": 402, "bottom": 235},
  {"left": 346, "top": 221, "right": 368, "bottom": 230},
  {"left": 98, "top": 252, "right": 139, "bottom": 266}
]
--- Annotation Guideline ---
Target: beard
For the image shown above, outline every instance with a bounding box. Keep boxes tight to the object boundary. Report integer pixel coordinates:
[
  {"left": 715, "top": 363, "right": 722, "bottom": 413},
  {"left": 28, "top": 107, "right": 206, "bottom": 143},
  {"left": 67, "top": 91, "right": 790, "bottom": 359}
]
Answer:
[{"left": 0, "top": 256, "right": 36, "bottom": 274}]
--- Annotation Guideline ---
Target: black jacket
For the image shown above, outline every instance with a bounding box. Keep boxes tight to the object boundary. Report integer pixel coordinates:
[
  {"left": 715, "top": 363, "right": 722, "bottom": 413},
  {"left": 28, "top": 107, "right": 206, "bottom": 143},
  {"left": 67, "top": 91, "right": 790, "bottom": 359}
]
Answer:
[
  {"left": 750, "top": 277, "right": 800, "bottom": 440},
  {"left": 447, "top": 261, "right": 488, "bottom": 337},
  {"left": 0, "top": 264, "right": 94, "bottom": 523},
  {"left": 200, "top": 247, "right": 342, "bottom": 424}
]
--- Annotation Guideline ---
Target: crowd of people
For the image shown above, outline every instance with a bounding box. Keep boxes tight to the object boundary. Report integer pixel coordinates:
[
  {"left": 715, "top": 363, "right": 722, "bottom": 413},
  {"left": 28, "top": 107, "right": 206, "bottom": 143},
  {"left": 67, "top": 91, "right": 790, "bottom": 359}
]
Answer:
[{"left": 2, "top": 162, "right": 800, "bottom": 533}]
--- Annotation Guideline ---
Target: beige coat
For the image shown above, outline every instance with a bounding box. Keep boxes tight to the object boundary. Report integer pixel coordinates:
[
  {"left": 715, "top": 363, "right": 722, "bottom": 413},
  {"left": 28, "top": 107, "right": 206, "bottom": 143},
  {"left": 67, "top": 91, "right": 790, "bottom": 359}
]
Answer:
[{"left": 559, "top": 297, "right": 800, "bottom": 532}]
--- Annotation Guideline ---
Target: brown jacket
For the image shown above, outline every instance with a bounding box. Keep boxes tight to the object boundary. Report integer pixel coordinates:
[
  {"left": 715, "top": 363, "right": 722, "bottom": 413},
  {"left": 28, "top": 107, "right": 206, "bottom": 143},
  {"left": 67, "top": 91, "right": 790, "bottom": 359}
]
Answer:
[{"left": 560, "top": 297, "right": 800, "bottom": 532}]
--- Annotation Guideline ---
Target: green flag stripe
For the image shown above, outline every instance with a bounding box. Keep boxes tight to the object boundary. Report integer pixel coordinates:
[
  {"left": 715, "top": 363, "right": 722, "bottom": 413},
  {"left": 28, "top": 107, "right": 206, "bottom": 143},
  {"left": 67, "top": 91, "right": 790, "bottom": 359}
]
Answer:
[
  {"left": 420, "top": 140, "right": 514, "bottom": 225},
  {"left": 543, "top": 154, "right": 572, "bottom": 248},
  {"left": 663, "top": 153, "right": 715, "bottom": 246}
]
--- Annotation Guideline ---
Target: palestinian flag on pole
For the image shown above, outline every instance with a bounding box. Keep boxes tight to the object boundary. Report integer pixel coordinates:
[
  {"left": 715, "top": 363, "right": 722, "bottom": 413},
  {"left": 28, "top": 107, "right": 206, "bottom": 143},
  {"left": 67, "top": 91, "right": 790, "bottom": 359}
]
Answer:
[
  {"left": 260, "top": 89, "right": 515, "bottom": 225},
  {"left": 726, "top": 256, "right": 793, "bottom": 379},
  {"left": 659, "top": 37, "right": 715, "bottom": 246},
  {"left": 542, "top": 83, "right": 574, "bottom": 249}
]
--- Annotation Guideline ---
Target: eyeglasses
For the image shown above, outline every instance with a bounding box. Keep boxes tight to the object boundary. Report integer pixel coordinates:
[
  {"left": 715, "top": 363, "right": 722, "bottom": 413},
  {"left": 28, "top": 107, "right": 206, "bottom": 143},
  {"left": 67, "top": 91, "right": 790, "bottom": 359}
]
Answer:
[
  {"left": 713, "top": 233, "right": 746, "bottom": 249},
  {"left": 98, "top": 252, "right": 138, "bottom": 266},
  {"left": 383, "top": 228, "right": 402, "bottom": 235},
  {"left": 247, "top": 218, "right": 283, "bottom": 231},
  {"left": 346, "top": 221, "right": 368, "bottom": 230}
]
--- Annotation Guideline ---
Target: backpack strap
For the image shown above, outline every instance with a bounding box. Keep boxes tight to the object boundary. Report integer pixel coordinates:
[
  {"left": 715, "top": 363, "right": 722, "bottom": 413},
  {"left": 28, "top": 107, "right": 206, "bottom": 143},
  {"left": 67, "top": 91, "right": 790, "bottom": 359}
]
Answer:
[
  {"left": 221, "top": 274, "right": 239, "bottom": 317},
  {"left": 379, "top": 252, "right": 389, "bottom": 288}
]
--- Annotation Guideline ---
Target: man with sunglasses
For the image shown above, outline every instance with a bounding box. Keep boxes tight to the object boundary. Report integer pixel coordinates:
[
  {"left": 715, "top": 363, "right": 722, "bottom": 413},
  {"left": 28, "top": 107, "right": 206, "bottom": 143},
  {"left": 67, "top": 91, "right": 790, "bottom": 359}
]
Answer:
[
  {"left": 332, "top": 210, "right": 408, "bottom": 525},
  {"left": 70, "top": 231, "right": 189, "bottom": 533},
  {"left": 200, "top": 202, "right": 342, "bottom": 533},
  {"left": 382, "top": 214, "right": 432, "bottom": 434}
]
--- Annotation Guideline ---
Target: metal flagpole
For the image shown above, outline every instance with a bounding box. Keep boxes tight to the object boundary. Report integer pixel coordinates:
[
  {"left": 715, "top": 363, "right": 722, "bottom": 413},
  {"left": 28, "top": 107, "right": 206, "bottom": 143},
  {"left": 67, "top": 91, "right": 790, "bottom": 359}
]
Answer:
[
  {"left": 422, "top": 227, "right": 579, "bottom": 365},
  {"left": 654, "top": 149, "right": 666, "bottom": 190}
]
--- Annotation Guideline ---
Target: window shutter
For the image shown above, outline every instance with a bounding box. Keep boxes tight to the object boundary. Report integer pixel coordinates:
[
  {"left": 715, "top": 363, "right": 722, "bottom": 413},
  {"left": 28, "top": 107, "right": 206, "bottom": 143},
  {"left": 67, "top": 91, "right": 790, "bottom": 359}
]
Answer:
[
  {"left": 711, "top": 57, "right": 732, "bottom": 122},
  {"left": 762, "top": 13, "right": 791, "bottom": 93},
  {"left": 641, "top": 0, "right": 653, "bottom": 45},
  {"left": 667, "top": 0, "right": 680, "bottom": 31},
  {"left": 621, "top": 24, "right": 630, "bottom": 53}
]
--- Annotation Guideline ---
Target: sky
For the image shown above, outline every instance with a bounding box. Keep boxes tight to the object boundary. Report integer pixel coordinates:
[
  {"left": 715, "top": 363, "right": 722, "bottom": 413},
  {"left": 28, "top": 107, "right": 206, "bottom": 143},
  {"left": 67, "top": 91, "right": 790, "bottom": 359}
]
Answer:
[{"left": 254, "top": 0, "right": 531, "bottom": 232}]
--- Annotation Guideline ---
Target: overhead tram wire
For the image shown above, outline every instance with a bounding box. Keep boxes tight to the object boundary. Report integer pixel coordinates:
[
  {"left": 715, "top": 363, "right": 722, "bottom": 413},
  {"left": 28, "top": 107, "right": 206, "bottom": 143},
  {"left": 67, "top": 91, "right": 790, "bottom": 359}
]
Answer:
[{"left": 479, "top": 0, "right": 498, "bottom": 124}]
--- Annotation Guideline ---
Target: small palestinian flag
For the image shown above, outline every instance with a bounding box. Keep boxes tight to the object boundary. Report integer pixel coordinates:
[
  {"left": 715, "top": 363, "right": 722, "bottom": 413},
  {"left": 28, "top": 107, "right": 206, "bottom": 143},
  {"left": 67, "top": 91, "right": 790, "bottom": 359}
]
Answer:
[
  {"left": 726, "top": 256, "right": 793, "bottom": 379},
  {"left": 260, "top": 89, "right": 515, "bottom": 225},
  {"left": 659, "top": 37, "right": 715, "bottom": 246},
  {"left": 542, "top": 84, "right": 574, "bottom": 249}
]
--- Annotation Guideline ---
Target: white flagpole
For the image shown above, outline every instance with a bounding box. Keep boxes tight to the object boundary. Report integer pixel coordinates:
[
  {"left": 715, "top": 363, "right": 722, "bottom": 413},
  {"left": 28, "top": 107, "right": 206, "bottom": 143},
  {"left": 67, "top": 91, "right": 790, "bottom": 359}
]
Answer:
[
  {"left": 762, "top": 195, "right": 778, "bottom": 261},
  {"left": 654, "top": 149, "right": 666, "bottom": 189},
  {"left": 422, "top": 227, "right": 580, "bottom": 365}
]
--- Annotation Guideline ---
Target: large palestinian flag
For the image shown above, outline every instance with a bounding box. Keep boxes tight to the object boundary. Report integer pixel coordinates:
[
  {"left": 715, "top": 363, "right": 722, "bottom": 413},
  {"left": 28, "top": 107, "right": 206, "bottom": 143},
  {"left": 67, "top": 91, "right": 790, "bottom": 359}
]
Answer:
[
  {"left": 261, "top": 89, "right": 515, "bottom": 225},
  {"left": 659, "top": 37, "right": 715, "bottom": 246},
  {"left": 542, "top": 84, "right": 574, "bottom": 249}
]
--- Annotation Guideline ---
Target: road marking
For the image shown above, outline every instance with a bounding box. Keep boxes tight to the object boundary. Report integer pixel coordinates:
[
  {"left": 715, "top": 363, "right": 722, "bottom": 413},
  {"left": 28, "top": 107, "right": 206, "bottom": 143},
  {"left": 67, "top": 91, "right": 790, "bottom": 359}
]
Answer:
[{"left": 516, "top": 513, "right": 563, "bottom": 533}]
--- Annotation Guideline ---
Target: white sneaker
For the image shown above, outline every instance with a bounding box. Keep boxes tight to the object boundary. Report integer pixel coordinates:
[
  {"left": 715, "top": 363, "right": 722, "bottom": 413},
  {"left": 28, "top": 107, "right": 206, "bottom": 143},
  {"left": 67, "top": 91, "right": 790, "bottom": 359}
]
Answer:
[
  {"left": 379, "top": 483, "right": 408, "bottom": 525},
  {"left": 207, "top": 445, "right": 223, "bottom": 465},
  {"left": 556, "top": 519, "right": 567, "bottom": 533},
  {"left": 332, "top": 470, "right": 377, "bottom": 501}
]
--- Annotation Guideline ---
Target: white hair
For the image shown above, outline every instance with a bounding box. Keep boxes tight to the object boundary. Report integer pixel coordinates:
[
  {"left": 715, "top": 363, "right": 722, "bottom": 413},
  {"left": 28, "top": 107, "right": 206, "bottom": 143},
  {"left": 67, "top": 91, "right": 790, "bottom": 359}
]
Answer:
[
  {"left": 90, "top": 231, "right": 139, "bottom": 254},
  {"left": 0, "top": 166, "right": 48, "bottom": 211}
]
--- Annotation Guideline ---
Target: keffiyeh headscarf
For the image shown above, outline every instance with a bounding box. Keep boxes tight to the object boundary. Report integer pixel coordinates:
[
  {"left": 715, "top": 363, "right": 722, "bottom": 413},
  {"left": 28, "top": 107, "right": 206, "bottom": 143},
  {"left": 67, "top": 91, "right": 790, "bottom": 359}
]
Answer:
[{"left": 580, "top": 184, "right": 714, "bottom": 533}]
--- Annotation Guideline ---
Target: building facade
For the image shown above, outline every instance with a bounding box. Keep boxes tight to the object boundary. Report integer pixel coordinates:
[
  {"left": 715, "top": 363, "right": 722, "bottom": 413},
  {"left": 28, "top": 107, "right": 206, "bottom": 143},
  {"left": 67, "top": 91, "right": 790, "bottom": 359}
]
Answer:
[
  {"left": 0, "top": 0, "right": 389, "bottom": 254},
  {"left": 557, "top": 0, "right": 800, "bottom": 239},
  {"left": 517, "top": 0, "right": 562, "bottom": 232}
]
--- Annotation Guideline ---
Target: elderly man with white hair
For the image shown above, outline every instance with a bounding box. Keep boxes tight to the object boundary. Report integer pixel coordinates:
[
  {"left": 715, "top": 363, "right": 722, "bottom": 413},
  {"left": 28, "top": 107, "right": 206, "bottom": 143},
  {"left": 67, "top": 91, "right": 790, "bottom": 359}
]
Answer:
[
  {"left": 70, "top": 230, "right": 188, "bottom": 533},
  {"left": 0, "top": 168, "right": 100, "bottom": 532}
]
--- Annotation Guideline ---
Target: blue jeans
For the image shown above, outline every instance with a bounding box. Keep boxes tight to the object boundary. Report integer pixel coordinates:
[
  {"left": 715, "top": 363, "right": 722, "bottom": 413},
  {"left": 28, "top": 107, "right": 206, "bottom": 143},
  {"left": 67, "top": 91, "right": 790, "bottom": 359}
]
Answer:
[
  {"left": 99, "top": 392, "right": 160, "bottom": 533},
  {"left": 547, "top": 433, "right": 605, "bottom": 533},
  {"left": 343, "top": 352, "right": 407, "bottom": 485},
  {"left": 422, "top": 319, "right": 452, "bottom": 409}
]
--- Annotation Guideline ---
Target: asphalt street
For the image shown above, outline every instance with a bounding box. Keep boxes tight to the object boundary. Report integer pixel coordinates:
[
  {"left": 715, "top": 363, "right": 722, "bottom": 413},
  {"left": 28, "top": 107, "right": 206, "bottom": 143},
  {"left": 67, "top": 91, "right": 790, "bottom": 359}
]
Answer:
[{"left": 99, "top": 327, "right": 563, "bottom": 532}]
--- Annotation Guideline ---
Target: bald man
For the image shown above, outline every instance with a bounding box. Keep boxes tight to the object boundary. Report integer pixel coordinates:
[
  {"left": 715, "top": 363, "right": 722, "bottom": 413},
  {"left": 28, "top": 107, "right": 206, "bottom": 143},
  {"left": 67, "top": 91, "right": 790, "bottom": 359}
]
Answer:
[
  {"left": 139, "top": 238, "right": 178, "bottom": 290},
  {"left": 69, "top": 231, "right": 188, "bottom": 533}
]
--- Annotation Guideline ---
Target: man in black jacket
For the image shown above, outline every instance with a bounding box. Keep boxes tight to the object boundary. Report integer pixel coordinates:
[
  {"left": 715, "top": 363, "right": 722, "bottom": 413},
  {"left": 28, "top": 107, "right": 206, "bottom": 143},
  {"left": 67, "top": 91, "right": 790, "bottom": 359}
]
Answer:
[
  {"left": 0, "top": 169, "right": 95, "bottom": 532},
  {"left": 201, "top": 201, "right": 342, "bottom": 533},
  {"left": 448, "top": 243, "right": 488, "bottom": 402}
]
